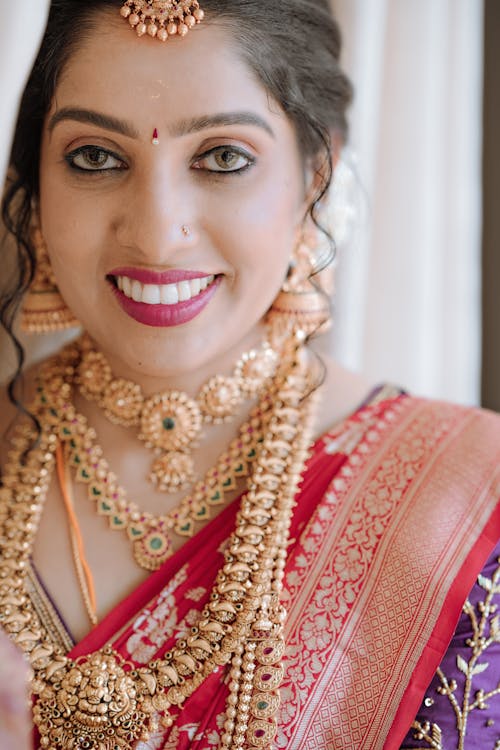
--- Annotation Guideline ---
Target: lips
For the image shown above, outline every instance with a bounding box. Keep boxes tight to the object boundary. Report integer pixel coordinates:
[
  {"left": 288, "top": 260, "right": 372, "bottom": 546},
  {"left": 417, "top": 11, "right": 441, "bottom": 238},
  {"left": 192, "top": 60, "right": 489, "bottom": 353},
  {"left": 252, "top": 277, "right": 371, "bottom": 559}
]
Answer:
[{"left": 108, "top": 267, "right": 221, "bottom": 327}]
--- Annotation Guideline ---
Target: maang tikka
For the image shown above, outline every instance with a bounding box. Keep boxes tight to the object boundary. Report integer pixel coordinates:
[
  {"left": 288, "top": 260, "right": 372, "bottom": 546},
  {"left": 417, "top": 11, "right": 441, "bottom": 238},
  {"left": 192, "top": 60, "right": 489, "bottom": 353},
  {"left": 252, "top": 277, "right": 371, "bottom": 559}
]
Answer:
[
  {"left": 21, "top": 213, "right": 80, "bottom": 334},
  {"left": 120, "top": 1, "right": 205, "bottom": 41}
]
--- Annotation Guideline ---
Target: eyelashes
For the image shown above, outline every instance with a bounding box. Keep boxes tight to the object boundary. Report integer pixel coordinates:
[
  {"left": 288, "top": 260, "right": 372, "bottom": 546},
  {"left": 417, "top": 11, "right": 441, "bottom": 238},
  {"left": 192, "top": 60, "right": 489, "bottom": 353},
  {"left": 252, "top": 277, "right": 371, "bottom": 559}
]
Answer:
[
  {"left": 64, "top": 144, "right": 256, "bottom": 176},
  {"left": 64, "top": 145, "right": 127, "bottom": 173},
  {"left": 192, "top": 145, "right": 255, "bottom": 174}
]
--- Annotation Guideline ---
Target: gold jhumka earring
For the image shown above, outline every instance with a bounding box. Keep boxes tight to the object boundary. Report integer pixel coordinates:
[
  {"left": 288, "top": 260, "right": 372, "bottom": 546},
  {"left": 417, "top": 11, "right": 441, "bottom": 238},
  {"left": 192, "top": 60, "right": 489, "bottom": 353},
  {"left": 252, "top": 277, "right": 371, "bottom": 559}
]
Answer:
[
  {"left": 20, "top": 215, "right": 80, "bottom": 333},
  {"left": 267, "top": 226, "right": 332, "bottom": 338}
]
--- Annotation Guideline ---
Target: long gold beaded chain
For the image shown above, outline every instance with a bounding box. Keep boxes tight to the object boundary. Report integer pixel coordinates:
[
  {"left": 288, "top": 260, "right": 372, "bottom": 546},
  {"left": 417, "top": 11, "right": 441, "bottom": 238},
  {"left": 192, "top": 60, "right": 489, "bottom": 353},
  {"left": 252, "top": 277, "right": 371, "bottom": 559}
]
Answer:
[
  {"left": 0, "top": 333, "right": 316, "bottom": 750},
  {"left": 221, "top": 366, "right": 315, "bottom": 749}
]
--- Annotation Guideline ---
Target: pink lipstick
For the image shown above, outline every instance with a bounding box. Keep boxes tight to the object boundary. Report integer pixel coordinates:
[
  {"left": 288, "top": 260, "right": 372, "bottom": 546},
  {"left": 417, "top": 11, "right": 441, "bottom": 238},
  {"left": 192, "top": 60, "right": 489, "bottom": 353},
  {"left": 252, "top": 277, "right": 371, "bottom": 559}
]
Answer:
[{"left": 108, "top": 267, "right": 222, "bottom": 327}]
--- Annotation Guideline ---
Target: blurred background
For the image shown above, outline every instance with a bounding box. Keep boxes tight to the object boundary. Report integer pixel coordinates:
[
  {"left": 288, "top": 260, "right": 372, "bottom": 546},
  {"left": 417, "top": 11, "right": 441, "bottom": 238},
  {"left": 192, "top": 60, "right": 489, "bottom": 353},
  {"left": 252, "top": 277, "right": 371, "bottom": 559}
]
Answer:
[
  {"left": 0, "top": 0, "right": 498, "bottom": 411},
  {"left": 329, "top": 0, "right": 499, "bottom": 411}
]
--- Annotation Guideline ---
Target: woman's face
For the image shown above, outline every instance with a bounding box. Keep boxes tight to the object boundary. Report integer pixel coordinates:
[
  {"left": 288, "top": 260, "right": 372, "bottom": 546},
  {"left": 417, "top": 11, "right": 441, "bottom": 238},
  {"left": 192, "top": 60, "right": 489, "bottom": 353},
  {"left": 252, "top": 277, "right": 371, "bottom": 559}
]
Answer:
[{"left": 39, "top": 13, "right": 306, "bottom": 382}]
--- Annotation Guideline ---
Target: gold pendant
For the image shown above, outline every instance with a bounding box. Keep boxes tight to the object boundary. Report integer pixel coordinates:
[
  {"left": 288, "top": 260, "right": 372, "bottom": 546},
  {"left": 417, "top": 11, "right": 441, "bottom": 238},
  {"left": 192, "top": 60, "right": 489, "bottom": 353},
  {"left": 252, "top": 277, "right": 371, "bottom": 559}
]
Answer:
[
  {"left": 133, "top": 527, "right": 173, "bottom": 571},
  {"left": 150, "top": 450, "right": 195, "bottom": 492},
  {"left": 33, "top": 649, "right": 155, "bottom": 749}
]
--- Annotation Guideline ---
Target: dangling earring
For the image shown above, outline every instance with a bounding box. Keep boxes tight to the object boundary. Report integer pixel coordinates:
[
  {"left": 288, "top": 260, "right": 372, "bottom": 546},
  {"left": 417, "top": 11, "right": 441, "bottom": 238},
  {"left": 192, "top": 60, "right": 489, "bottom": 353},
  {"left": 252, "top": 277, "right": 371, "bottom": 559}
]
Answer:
[
  {"left": 267, "top": 227, "right": 332, "bottom": 338},
  {"left": 20, "top": 215, "right": 80, "bottom": 334}
]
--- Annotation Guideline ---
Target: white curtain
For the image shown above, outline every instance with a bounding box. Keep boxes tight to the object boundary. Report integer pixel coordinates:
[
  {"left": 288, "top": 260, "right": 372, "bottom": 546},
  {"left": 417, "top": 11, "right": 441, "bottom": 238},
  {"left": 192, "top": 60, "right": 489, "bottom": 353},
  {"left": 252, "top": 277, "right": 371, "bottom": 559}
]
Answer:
[{"left": 330, "top": 0, "right": 483, "bottom": 405}]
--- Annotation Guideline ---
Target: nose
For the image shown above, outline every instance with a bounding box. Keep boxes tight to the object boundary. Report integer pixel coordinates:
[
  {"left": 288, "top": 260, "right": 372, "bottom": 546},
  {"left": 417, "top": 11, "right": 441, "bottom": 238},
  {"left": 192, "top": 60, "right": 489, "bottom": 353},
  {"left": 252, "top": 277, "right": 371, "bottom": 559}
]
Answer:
[{"left": 114, "top": 164, "right": 197, "bottom": 264}]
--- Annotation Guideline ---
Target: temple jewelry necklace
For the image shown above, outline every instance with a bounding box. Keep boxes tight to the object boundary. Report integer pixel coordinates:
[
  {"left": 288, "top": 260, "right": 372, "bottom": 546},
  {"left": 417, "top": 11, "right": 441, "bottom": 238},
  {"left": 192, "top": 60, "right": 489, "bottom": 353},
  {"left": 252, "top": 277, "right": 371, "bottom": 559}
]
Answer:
[
  {"left": 0, "top": 330, "right": 317, "bottom": 750},
  {"left": 75, "top": 332, "right": 279, "bottom": 493},
  {"left": 40, "top": 343, "right": 275, "bottom": 570}
]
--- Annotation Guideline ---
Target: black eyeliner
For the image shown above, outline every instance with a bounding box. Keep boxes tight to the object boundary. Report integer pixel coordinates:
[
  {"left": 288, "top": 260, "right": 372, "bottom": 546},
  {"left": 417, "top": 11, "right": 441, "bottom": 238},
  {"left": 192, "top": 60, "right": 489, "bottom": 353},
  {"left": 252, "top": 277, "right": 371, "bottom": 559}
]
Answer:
[
  {"left": 64, "top": 145, "right": 127, "bottom": 173},
  {"left": 193, "top": 144, "right": 256, "bottom": 174}
]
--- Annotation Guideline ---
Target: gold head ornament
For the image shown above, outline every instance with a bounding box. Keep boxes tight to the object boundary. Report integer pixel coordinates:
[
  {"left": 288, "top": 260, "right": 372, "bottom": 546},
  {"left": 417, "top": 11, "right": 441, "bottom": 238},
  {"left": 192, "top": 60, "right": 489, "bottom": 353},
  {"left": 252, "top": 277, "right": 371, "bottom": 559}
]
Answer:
[{"left": 120, "top": 0, "right": 205, "bottom": 41}]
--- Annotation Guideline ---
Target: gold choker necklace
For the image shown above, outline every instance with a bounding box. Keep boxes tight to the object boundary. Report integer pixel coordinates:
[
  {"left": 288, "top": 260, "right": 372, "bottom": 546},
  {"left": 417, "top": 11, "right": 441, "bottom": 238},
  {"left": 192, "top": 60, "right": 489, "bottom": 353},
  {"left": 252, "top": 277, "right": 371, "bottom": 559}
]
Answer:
[
  {"left": 76, "top": 333, "right": 279, "bottom": 493},
  {"left": 0, "top": 331, "right": 317, "bottom": 750}
]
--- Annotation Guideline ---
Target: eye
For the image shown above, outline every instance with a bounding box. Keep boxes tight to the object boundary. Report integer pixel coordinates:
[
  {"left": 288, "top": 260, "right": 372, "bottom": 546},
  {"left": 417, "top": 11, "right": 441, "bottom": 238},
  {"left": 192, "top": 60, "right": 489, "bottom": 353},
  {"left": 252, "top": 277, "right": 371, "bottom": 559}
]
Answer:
[
  {"left": 65, "top": 145, "right": 126, "bottom": 172},
  {"left": 193, "top": 146, "right": 254, "bottom": 174}
]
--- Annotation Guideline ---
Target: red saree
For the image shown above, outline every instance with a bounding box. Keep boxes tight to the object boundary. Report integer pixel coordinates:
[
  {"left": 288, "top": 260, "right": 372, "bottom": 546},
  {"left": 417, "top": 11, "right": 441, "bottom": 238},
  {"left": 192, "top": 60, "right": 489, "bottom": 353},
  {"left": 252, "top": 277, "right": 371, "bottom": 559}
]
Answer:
[{"left": 31, "top": 392, "right": 500, "bottom": 749}]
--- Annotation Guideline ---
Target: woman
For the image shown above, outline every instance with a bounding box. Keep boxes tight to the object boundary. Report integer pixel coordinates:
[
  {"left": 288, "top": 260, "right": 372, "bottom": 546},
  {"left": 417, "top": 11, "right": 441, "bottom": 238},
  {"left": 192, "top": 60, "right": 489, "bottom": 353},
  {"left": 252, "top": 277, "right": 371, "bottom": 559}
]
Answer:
[{"left": 0, "top": 2, "right": 499, "bottom": 748}]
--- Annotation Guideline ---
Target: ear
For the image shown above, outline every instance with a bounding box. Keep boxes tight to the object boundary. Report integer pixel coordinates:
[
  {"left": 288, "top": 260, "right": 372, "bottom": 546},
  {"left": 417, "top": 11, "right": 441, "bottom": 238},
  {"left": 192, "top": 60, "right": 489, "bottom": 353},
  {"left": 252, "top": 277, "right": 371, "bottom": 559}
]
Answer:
[{"left": 300, "top": 129, "right": 343, "bottom": 222}]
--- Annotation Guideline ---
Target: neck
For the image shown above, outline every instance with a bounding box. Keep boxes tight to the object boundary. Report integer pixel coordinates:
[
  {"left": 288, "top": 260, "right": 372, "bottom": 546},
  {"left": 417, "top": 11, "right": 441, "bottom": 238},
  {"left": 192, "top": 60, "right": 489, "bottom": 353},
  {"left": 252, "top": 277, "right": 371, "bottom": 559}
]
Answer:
[{"left": 86, "top": 322, "right": 270, "bottom": 397}]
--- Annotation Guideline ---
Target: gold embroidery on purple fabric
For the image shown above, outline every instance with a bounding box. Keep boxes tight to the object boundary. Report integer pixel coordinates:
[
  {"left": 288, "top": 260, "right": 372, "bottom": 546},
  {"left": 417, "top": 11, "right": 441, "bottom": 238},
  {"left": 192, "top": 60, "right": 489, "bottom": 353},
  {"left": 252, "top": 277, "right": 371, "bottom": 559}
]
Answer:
[
  {"left": 403, "top": 720, "right": 443, "bottom": 749},
  {"left": 403, "top": 557, "right": 500, "bottom": 750}
]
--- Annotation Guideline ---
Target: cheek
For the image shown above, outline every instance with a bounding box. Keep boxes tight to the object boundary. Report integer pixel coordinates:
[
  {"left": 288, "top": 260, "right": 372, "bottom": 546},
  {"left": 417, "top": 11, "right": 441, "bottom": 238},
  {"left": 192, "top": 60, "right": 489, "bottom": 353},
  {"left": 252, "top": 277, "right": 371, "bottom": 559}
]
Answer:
[
  {"left": 248, "top": 159, "right": 300, "bottom": 227},
  {"left": 39, "top": 161, "right": 103, "bottom": 281},
  {"left": 208, "top": 168, "right": 301, "bottom": 278},
  {"left": 222, "top": 203, "right": 295, "bottom": 319}
]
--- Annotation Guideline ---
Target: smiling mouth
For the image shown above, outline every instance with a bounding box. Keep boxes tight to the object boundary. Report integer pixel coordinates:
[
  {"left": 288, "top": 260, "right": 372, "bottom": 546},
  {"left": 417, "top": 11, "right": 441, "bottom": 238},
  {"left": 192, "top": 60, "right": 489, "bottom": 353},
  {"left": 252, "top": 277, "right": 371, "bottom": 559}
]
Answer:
[{"left": 111, "top": 273, "right": 216, "bottom": 305}]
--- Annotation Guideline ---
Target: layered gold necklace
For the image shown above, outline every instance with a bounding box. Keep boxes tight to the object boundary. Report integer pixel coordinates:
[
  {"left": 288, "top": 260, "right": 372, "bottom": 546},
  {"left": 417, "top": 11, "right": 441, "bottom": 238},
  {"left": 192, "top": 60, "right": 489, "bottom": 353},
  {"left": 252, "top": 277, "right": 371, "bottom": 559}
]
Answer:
[
  {"left": 0, "top": 330, "right": 317, "bottom": 750},
  {"left": 42, "top": 334, "right": 279, "bottom": 571}
]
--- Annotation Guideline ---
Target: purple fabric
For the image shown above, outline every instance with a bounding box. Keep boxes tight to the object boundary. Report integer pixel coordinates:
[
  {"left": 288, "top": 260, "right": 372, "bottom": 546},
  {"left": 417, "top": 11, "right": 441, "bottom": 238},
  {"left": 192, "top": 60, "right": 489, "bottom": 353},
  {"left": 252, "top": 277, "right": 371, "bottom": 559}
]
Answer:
[{"left": 400, "top": 539, "right": 500, "bottom": 748}]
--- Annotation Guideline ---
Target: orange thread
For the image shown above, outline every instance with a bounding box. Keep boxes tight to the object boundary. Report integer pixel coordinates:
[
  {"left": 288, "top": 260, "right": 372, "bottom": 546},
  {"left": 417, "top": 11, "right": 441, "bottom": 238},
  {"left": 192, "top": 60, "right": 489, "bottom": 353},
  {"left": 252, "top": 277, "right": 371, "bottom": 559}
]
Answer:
[{"left": 56, "top": 442, "right": 97, "bottom": 622}]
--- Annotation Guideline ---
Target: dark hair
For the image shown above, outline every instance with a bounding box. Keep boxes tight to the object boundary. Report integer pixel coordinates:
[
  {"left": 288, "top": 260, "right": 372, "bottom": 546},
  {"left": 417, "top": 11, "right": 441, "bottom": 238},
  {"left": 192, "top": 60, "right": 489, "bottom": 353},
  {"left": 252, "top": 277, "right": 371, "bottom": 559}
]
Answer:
[{"left": 1, "top": 0, "right": 352, "bottom": 399}]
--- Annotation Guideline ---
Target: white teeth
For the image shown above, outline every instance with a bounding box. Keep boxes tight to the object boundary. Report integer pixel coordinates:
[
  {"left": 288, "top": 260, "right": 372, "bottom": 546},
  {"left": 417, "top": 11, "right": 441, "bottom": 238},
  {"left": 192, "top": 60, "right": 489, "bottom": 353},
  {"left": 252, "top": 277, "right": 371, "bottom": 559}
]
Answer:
[
  {"left": 142, "top": 284, "right": 161, "bottom": 304},
  {"left": 122, "top": 277, "right": 132, "bottom": 297},
  {"left": 178, "top": 281, "right": 191, "bottom": 302},
  {"left": 200, "top": 275, "right": 214, "bottom": 291},
  {"left": 190, "top": 278, "right": 201, "bottom": 296},
  {"left": 161, "top": 284, "right": 178, "bottom": 304},
  {"left": 115, "top": 274, "right": 216, "bottom": 305},
  {"left": 131, "top": 280, "right": 142, "bottom": 302}
]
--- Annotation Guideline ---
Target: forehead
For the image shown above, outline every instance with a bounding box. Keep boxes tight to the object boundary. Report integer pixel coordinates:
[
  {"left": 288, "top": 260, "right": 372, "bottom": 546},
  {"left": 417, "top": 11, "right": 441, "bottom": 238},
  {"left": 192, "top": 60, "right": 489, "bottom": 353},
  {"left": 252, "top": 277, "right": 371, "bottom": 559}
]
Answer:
[{"left": 51, "top": 14, "right": 285, "bottom": 128}]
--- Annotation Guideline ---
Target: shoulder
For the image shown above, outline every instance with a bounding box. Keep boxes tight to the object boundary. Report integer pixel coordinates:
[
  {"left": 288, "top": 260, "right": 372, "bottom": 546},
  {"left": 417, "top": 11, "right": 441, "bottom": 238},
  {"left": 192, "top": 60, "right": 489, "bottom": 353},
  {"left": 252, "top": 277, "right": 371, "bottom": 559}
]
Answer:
[
  {"left": 398, "top": 395, "right": 500, "bottom": 448},
  {"left": 361, "top": 396, "right": 500, "bottom": 523},
  {"left": 365, "top": 393, "right": 500, "bottom": 467},
  {"left": 314, "top": 386, "right": 500, "bottom": 509},
  {"left": 405, "top": 397, "right": 500, "bottom": 498}
]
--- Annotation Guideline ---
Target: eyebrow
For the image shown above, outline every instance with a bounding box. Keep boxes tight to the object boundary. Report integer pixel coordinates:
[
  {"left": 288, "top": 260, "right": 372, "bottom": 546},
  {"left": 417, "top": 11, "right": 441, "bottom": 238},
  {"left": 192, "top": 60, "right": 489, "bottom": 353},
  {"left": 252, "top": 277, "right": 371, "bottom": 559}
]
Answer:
[
  {"left": 48, "top": 107, "right": 140, "bottom": 138},
  {"left": 48, "top": 107, "right": 275, "bottom": 139},
  {"left": 170, "top": 112, "right": 275, "bottom": 139}
]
